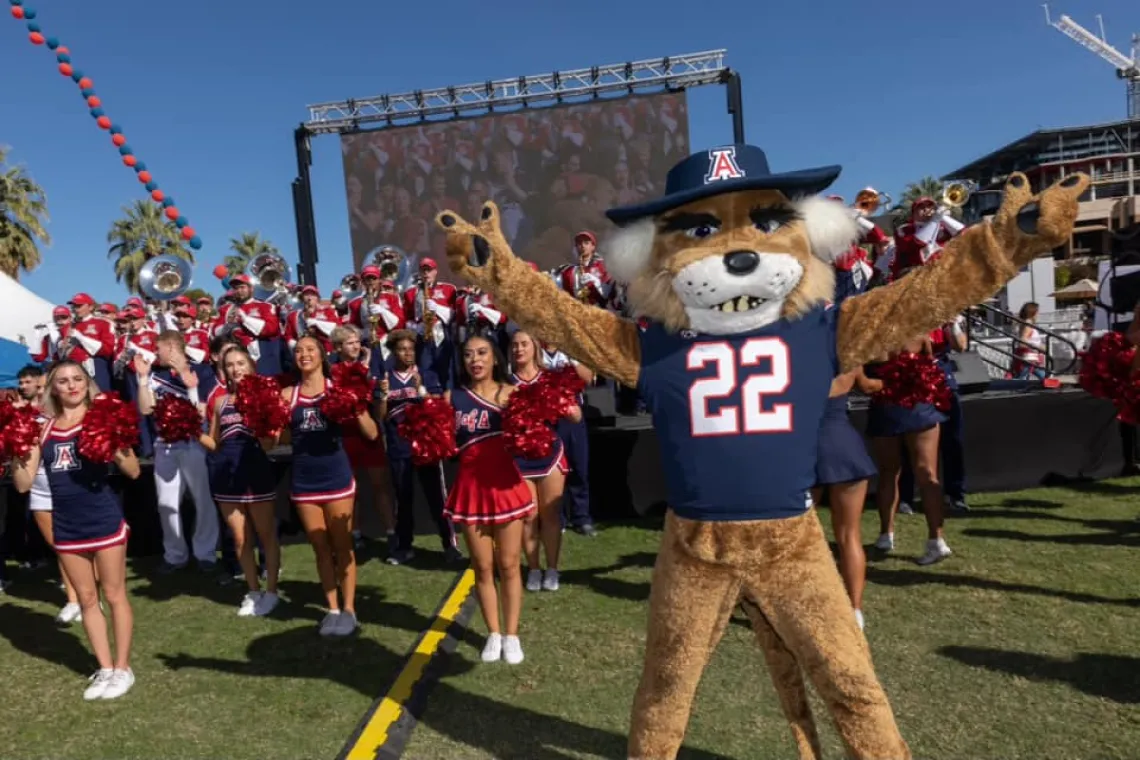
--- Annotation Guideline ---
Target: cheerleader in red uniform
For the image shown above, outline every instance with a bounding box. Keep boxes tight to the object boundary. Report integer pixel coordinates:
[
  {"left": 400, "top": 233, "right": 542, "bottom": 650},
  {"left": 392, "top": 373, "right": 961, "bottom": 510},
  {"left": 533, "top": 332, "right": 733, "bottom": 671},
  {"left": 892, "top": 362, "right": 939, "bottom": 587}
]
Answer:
[
  {"left": 10, "top": 361, "right": 142, "bottom": 700},
  {"left": 445, "top": 335, "right": 535, "bottom": 664},
  {"left": 508, "top": 329, "right": 581, "bottom": 593}
]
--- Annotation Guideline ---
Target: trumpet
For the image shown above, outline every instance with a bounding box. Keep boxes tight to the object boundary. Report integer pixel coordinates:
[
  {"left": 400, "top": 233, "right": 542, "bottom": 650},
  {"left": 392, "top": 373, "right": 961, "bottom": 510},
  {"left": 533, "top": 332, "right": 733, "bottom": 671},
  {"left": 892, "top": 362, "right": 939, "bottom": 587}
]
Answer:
[
  {"left": 853, "top": 187, "right": 891, "bottom": 216},
  {"left": 138, "top": 254, "right": 193, "bottom": 302},
  {"left": 941, "top": 180, "right": 976, "bottom": 209}
]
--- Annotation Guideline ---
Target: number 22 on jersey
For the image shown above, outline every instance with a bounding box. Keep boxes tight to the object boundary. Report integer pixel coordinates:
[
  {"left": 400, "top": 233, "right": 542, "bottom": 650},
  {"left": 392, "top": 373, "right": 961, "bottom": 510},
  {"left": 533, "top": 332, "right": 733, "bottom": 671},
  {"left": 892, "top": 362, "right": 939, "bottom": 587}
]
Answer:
[{"left": 687, "top": 338, "right": 792, "bottom": 436}]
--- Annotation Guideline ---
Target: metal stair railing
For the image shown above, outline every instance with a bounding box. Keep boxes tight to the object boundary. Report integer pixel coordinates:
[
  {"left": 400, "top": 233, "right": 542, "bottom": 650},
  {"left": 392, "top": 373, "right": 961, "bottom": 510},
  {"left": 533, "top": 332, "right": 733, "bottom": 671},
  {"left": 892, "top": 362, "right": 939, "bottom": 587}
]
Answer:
[{"left": 962, "top": 302, "right": 1083, "bottom": 377}]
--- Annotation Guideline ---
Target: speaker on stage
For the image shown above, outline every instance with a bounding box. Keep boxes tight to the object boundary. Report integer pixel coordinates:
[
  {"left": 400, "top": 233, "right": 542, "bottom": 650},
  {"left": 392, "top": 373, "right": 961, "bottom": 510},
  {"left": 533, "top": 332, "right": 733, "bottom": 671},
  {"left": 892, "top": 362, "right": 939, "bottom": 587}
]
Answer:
[{"left": 951, "top": 350, "right": 992, "bottom": 393}]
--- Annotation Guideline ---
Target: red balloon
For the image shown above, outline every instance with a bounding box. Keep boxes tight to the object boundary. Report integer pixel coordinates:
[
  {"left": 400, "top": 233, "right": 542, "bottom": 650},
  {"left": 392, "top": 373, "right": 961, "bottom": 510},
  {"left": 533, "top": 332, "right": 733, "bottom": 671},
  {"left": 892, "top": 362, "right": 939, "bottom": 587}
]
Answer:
[
  {"left": 78, "top": 77, "right": 94, "bottom": 89},
  {"left": 88, "top": 96, "right": 103, "bottom": 108},
  {"left": 111, "top": 134, "right": 126, "bottom": 147},
  {"left": 213, "top": 265, "right": 229, "bottom": 280},
  {"left": 181, "top": 227, "right": 195, "bottom": 241},
  {"left": 164, "top": 207, "right": 179, "bottom": 221},
  {"left": 57, "top": 46, "right": 70, "bottom": 55},
  {"left": 137, "top": 170, "right": 152, "bottom": 184},
  {"left": 123, "top": 155, "right": 137, "bottom": 168},
  {"left": 11, "top": 7, "right": 25, "bottom": 18},
  {"left": 151, "top": 190, "right": 165, "bottom": 203},
  {"left": 29, "top": 32, "right": 45, "bottom": 45},
  {"left": 96, "top": 116, "right": 111, "bottom": 130},
  {"left": 59, "top": 63, "right": 73, "bottom": 77}
]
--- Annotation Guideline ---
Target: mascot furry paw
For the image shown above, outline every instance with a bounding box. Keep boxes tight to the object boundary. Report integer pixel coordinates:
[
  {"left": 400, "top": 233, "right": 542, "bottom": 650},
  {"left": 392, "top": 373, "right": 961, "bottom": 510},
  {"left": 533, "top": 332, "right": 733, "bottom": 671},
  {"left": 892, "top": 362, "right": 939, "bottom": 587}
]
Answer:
[{"left": 436, "top": 145, "right": 1088, "bottom": 760}]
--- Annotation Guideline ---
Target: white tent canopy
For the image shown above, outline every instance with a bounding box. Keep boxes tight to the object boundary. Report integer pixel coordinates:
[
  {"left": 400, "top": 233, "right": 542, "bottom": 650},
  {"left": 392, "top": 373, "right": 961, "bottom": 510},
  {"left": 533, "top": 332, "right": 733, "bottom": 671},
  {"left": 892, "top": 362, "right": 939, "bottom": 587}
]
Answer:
[{"left": 0, "top": 270, "right": 56, "bottom": 346}]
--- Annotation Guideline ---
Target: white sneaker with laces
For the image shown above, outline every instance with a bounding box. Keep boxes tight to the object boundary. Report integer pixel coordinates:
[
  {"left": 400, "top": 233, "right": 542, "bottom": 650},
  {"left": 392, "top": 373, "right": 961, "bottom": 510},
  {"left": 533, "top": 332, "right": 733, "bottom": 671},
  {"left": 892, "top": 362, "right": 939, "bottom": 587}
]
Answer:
[
  {"left": 254, "top": 592, "right": 279, "bottom": 617},
  {"left": 237, "top": 592, "right": 262, "bottom": 617},
  {"left": 525, "top": 569, "right": 542, "bottom": 592},
  {"left": 854, "top": 609, "right": 865, "bottom": 631},
  {"left": 541, "top": 569, "right": 560, "bottom": 592},
  {"left": 84, "top": 669, "right": 114, "bottom": 701},
  {"left": 481, "top": 632, "right": 503, "bottom": 662},
  {"left": 502, "top": 635, "right": 524, "bottom": 665},
  {"left": 874, "top": 532, "right": 895, "bottom": 551},
  {"left": 319, "top": 611, "right": 342, "bottom": 636},
  {"left": 100, "top": 668, "right": 135, "bottom": 700},
  {"left": 917, "top": 538, "right": 952, "bottom": 566},
  {"left": 56, "top": 602, "right": 82, "bottom": 624}
]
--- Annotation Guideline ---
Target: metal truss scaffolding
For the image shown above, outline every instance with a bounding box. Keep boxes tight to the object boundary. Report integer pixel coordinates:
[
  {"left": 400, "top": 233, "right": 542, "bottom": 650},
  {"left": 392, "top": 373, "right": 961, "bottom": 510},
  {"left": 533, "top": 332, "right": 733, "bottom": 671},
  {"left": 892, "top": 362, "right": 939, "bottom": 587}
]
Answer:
[{"left": 303, "top": 50, "right": 729, "bottom": 134}]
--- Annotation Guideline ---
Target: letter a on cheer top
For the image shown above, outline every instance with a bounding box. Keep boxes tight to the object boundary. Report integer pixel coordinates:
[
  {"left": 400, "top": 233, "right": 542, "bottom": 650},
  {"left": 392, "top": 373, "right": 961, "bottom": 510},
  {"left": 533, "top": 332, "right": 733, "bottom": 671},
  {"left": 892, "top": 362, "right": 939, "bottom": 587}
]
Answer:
[{"left": 705, "top": 147, "right": 745, "bottom": 183}]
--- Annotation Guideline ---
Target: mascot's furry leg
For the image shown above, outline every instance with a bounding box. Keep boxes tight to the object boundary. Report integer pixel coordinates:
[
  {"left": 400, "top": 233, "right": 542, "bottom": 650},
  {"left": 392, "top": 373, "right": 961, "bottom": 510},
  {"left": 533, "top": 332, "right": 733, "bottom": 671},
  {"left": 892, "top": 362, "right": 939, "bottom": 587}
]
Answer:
[{"left": 629, "top": 511, "right": 908, "bottom": 760}]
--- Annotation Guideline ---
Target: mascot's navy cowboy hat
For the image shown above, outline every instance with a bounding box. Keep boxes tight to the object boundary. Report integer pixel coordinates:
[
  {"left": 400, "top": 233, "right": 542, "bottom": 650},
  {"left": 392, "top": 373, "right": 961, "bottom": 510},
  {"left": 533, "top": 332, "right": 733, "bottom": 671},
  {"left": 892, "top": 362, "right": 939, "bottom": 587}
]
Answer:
[{"left": 605, "top": 144, "right": 841, "bottom": 225}]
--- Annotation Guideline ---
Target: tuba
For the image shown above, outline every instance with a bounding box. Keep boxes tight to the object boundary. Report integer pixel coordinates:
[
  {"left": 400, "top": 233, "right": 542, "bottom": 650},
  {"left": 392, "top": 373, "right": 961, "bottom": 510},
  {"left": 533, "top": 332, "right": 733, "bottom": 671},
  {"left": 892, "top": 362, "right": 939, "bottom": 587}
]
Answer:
[
  {"left": 138, "top": 254, "right": 192, "bottom": 302},
  {"left": 339, "top": 273, "right": 363, "bottom": 303},
  {"left": 853, "top": 187, "right": 892, "bottom": 216},
  {"left": 941, "top": 180, "right": 976, "bottom": 209},
  {"left": 248, "top": 252, "right": 293, "bottom": 305},
  {"left": 364, "top": 244, "right": 415, "bottom": 292}
]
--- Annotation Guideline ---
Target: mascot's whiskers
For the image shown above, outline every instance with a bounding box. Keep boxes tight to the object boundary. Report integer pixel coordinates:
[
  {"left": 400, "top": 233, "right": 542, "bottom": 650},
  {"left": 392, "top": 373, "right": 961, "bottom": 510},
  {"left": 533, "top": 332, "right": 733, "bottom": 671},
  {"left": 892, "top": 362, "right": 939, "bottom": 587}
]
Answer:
[{"left": 436, "top": 144, "right": 1088, "bottom": 760}]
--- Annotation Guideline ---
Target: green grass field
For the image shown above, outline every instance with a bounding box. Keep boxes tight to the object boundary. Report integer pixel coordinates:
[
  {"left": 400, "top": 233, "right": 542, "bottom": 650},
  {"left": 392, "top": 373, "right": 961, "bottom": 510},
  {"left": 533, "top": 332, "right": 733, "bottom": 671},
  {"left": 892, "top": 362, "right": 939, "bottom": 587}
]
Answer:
[{"left": 3, "top": 479, "right": 1139, "bottom": 760}]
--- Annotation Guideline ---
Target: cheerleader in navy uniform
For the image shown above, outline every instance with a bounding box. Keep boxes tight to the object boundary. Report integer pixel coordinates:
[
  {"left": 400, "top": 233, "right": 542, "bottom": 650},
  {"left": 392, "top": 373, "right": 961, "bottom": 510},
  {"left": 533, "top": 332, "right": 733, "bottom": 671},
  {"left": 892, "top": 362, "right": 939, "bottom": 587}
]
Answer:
[
  {"left": 199, "top": 346, "right": 282, "bottom": 617},
  {"left": 10, "top": 360, "right": 142, "bottom": 700},
  {"left": 279, "top": 336, "right": 380, "bottom": 637},
  {"left": 812, "top": 368, "right": 878, "bottom": 630},
  {"left": 509, "top": 329, "right": 580, "bottom": 593},
  {"left": 865, "top": 336, "right": 952, "bottom": 566},
  {"left": 446, "top": 335, "right": 535, "bottom": 665},
  {"left": 382, "top": 329, "right": 461, "bottom": 566},
  {"left": 540, "top": 343, "right": 597, "bottom": 536}
]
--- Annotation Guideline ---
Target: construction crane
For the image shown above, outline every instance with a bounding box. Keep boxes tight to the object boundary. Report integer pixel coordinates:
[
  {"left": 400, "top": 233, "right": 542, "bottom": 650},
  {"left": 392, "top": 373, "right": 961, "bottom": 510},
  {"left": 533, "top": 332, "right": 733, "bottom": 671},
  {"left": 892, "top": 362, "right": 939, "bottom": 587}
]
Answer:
[{"left": 1044, "top": 5, "right": 1139, "bottom": 119}]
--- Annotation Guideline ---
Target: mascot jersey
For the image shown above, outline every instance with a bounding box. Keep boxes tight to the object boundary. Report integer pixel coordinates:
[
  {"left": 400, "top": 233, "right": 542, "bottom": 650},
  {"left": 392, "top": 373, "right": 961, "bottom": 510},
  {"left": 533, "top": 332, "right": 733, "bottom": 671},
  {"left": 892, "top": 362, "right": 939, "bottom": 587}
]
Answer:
[{"left": 638, "top": 304, "right": 837, "bottom": 521}]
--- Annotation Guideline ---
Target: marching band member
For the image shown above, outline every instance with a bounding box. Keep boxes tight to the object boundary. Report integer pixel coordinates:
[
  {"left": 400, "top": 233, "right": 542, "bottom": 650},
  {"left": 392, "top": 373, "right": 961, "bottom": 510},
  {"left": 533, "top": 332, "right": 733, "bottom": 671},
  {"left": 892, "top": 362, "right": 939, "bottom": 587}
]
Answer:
[
  {"left": 347, "top": 265, "right": 405, "bottom": 365},
  {"left": 890, "top": 197, "right": 965, "bottom": 281},
  {"left": 457, "top": 285, "right": 508, "bottom": 355},
  {"left": 173, "top": 305, "right": 211, "bottom": 366},
  {"left": 540, "top": 343, "right": 597, "bottom": 536},
  {"left": 62, "top": 293, "right": 116, "bottom": 392},
  {"left": 97, "top": 303, "right": 119, "bottom": 325},
  {"left": 830, "top": 191, "right": 891, "bottom": 303},
  {"left": 31, "top": 306, "right": 72, "bottom": 364},
  {"left": 402, "top": 258, "right": 457, "bottom": 388},
  {"left": 135, "top": 331, "right": 222, "bottom": 575},
  {"left": 115, "top": 306, "right": 160, "bottom": 458},
  {"left": 211, "top": 274, "right": 284, "bottom": 377},
  {"left": 195, "top": 296, "right": 215, "bottom": 328},
  {"left": 553, "top": 231, "right": 612, "bottom": 308},
  {"left": 285, "top": 285, "right": 340, "bottom": 354},
  {"left": 10, "top": 360, "right": 142, "bottom": 701}
]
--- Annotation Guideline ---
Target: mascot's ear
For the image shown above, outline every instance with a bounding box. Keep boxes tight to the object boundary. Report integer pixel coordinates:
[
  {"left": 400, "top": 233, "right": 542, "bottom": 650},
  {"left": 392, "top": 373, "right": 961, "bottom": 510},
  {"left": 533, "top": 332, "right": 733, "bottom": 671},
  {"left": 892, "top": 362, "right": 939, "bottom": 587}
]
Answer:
[
  {"left": 603, "top": 218, "right": 656, "bottom": 283},
  {"left": 794, "top": 196, "right": 861, "bottom": 263}
]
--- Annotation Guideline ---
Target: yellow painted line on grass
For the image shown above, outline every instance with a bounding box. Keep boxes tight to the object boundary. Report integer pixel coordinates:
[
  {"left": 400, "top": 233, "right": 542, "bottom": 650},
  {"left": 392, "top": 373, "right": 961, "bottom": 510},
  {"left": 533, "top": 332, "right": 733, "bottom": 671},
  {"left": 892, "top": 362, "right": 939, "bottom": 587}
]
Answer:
[{"left": 343, "top": 568, "right": 475, "bottom": 760}]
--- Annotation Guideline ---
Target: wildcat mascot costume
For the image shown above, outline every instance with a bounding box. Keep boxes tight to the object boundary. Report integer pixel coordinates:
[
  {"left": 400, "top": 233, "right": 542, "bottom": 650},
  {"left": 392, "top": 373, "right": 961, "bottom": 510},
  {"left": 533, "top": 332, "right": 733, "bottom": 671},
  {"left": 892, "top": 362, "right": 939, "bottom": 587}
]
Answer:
[{"left": 435, "top": 145, "right": 1087, "bottom": 760}]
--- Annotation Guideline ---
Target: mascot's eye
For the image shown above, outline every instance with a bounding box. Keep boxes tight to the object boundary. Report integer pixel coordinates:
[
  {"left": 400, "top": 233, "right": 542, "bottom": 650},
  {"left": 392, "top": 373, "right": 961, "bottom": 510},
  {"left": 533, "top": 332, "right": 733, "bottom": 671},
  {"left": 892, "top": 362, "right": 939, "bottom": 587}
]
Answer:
[
  {"left": 755, "top": 219, "right": 782, "bottom": 234},
  {"left": 685, "top": 224, "right": 718, "bottom": 239}
]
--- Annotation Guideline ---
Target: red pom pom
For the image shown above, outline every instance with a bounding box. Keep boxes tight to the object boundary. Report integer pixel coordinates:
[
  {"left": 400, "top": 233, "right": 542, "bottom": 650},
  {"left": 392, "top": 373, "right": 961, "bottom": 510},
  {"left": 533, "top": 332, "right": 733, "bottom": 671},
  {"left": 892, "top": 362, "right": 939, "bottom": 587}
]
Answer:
[
  {"left": 151, "top": 190, "right": 165, "bottom": 203},
  {"left": 165, "top": 207, "right": 179, "bottom": 221},
  {"left": 78, "top": 77, "right": 93, "bottom": 89},
  {"left": 12, "top": 7, "right": 25, "bottom": 19},
  {"left": 1079, "top": 332, "right": 1135, "bottom": 402},
  {"left": 92, "top": 97, "right": 106, "bottom": 110},
  {"left": 181, "top": 226, "right": 195, "bottom": 241},
  {"left": 544, "top": 366, "right": 587, "bottom": 416},
  {"left": 29, "top": 32, "right": 45, "bottom": 45},
  {"left": 320, "top": 364, "right": 372, "bottom": 425},
  {"left": 79, "top": 393, "right": 140, "bottom": 463},
  {"left": 397, "top": 397, "right": 457, "bottom": 465},
  {"left": 59, "top": 63, "right": 73, "bottom": 77},
  {"left": 873, "top": 352, "right": 952, "bottom": 412},
  {"left": 153, "top": 395, "right": 203, "bottom": 443},
  {"left": 123, "top": 155, "right": 137, "bottom": 168},
  {"left": 233, "top": 375, "right": 289, "bottom": 438},
  {"left": 96, "top": 116, "right": 111, "bottom": 130},
  {"left": 502, "top": 381, "right": 559, "bottom": 458},
  {"left": 0, "top": 400, "right": 43, "bottom": 462},
  {"left": 138, "top": 170, "right": 152, "bottom": 184}
]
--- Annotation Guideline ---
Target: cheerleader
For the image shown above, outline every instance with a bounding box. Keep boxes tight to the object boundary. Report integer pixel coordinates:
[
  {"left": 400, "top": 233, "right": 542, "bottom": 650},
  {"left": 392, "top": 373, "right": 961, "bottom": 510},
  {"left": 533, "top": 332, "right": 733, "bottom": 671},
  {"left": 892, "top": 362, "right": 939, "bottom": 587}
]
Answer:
[
  {"left": 509, "top": 329, "right": 580, "bottom": 593},
  {"left": 382, "top": 329, "right": 461, "bottom": 565},
  {"left": 329, "top": 325, "right": 397, "bottom": 555},
  {"left": 540, "top": 343, "right": 597, "bottom": 536},
  {"left": 812, "top": 369, "right": 877, "bottom": 630},
  {"left": 10, "top": 360, "right": 141, "bottom": 700},
  {"left": 864, "top": 337, "right": 952, "bottom": 566},
  {"left": 198, "top": 346, "right": 281, "bottom": 617},
  {"left": 279, "top": 336, "right": 379, "bottom": 636},
  {"left": 445, "top": 335, "right": 535, "bottom": 664}
]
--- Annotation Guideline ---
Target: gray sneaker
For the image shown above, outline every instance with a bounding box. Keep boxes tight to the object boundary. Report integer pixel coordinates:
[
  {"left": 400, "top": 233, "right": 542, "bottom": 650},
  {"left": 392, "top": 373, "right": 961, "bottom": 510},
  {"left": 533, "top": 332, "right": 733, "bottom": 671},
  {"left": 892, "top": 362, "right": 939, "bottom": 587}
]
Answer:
[
  {"left": 318, "top": 611, "right": 342, "bottom": 636},
  {"left": 335, "top": 611, "right": 359, "bottom": 636}
]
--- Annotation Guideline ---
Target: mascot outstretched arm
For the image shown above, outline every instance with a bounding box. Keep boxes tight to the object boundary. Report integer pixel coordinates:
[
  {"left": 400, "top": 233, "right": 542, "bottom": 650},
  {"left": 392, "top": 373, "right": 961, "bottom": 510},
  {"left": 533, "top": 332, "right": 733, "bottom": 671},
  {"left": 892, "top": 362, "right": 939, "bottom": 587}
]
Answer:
[{"left": 437, "top": 147, "right": 1086, "bottom": 760}]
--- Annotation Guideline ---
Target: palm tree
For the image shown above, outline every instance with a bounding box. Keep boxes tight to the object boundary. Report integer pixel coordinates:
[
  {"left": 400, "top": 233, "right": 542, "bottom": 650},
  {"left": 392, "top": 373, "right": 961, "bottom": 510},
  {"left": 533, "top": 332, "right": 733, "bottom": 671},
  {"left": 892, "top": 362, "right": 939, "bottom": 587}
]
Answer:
[
  {"left": 0, "top": 146, "right": 51, "bottom": 281},
  {"left": 224, "top": 232, "right": 278, "bottom": 279},
  {"left": 106, "top": 200, "right": 192, "bottom": 294}
]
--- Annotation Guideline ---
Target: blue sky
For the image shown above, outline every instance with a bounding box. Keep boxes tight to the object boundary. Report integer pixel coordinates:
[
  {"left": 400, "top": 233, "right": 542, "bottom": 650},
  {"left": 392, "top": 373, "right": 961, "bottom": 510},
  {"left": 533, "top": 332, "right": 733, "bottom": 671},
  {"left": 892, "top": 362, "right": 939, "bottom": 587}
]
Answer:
[{"left": 2, "top": 0, "right": 1138, "bottom": 305}]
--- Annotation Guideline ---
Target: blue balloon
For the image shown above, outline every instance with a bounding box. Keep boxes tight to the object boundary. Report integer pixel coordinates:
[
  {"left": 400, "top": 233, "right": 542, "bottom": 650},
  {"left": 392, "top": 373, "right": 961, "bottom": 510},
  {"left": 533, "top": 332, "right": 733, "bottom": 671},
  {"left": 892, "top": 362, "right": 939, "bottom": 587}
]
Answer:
[
  {"left": 46, "top": 37, "right": 60, "bottom": 49},
  {"left": 71, "top": 71, "right": 84, "bottom": 83},
  {"left": 161, "top": 197, "right": 175, "bottom": 208},
  {"left": 10, "top": 1, "right": 24, "bottom": 8},
  {"left": 109, "top": 124, "right": 123, "bottom": 134},
  {"left": 118, "top": 146, "right": 133, "bottom": 156},
  {"left": 80, "top": 87, "right": 94, "bottom": 97},
  {"left": 189, "top": 236, "right": 203, "bottom": 250},
  {"left": 26, "top": 21, "right": 40, "bottom": 32},
  {"left": 90, "top": 107, "right": 104, "bottom": 118},
  {"left": 175, "top": 216, "right": 188, "bottom": 228},
  {"left": 134, "top": 160, "right": 146, "bottom": 171},
  {"left": 56, "top": 53, "right": 70, "bottom": 63},
  {"left": 24, "top": 8, "right": 36, "bottom": 20},
  {"left": 144, "top": 181, "right": 157, "bottom": 192}
]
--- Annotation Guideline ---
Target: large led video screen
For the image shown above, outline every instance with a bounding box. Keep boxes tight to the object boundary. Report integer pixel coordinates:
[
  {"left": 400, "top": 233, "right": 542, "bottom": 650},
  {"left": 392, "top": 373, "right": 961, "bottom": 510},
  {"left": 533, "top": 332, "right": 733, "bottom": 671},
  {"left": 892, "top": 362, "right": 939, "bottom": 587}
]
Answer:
[{"left": 340, "top": 91, "right": 690, "bottom": 274}]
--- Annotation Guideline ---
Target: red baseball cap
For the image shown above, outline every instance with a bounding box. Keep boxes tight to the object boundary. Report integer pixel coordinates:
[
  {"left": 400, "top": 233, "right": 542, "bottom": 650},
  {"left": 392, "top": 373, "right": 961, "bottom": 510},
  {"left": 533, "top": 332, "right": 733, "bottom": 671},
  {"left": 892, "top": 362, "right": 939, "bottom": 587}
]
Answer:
[
  {"left": 332, "top": 289, "right": 343, "bottom": 298},
  {"left": 174, "top": 305, "right": 197, "bottom": 319},
  {"left": 229, "top": 274, "right": 252, "bottom": 286},
  {"left": 69, "top": 293, "right": 95, "bottom": 306},
  {"left": 301, "top": 285, "right": 320, "bottom": 297},
  {"left": 126, "top": 297, "right": 144, "bottom": 308},
  {"left": 196, "top": 296, "right": 212, "bottom": 305},
  {"left": 420, "top": 257, "right": 438, "bottom": 270},
  {"left": 52, "top": 306, "right": 71, "bottom": 317},
  {"left": 115, "top": 310, "right": 133, "bottom": 322},
  {"left": 361, "top": 265, "right": 382, "bottom": 279},
  {"left": 124, "top": 306, "right": 145, "bottom": 319},
  {"left": 98, "top": 302, "right": 118, "bottom": 314},
  {"left": 574, "top": 230, "right": 597, "bottom": 245},
  {"left": 171, "top": 295, "right": 191, "bottom": 306}
]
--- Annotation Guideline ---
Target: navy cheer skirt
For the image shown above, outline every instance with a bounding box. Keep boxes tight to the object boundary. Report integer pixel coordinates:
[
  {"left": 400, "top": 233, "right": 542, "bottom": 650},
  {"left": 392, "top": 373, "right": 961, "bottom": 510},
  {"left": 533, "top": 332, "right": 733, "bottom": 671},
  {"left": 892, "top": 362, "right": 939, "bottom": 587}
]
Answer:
[
  {"left": 865, "top": 400, "right": 946, "bottom": 438},
  {"left": 816, "top": 395, "right": 876, "bottom": 486}
]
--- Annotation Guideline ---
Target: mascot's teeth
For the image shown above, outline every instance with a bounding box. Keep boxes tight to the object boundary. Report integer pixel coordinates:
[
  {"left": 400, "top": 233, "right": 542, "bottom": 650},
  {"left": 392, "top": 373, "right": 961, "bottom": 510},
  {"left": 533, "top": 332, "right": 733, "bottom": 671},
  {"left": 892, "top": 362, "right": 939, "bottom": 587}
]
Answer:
[{"left": 714, "top": 296, "right": 765, "bottom": 313}]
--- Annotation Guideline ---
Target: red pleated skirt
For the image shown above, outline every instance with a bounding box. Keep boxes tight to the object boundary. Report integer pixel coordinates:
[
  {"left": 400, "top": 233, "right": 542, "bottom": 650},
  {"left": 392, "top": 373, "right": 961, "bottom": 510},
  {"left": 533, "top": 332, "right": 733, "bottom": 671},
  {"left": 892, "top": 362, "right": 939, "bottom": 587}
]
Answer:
[
  {"left": 444, "top": 437, "right": 535, "bottom": 525},
  {"left": 343, "top": 427, "right": 387, "bottom": 469}
]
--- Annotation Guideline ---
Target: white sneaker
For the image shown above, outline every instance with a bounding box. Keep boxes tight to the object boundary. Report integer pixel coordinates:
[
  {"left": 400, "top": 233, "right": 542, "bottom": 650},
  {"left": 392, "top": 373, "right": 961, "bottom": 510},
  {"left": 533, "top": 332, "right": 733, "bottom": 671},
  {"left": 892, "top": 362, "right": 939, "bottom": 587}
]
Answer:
[
  {"left": 525, "top": 569, "right": 542, "bottom": 592},
  {"left": 874, "top": 532, "right": 895, "bottom": 551},
  {"left": 100, "top": 668, "right": 135, "bottom": 700},
  {"left": 84, "top": 669, "right": 114, "bottom": 701},
  {"left": 541, "top": 569, "right": 560, "bottom": 592},
  {"left": 318, "top": 611, "right": 342, "bottom": 636},
  {"left": 253, "top": 592, "right": 279, "bottom": 617},
  {"left": 854, "top": 609, "right": 865, "bottom": 631},
  {"left": 56, "top": 602, "right": 82, "bottom": 624},
  {"left": 917, "top": 538, "right": 952, "bottom": 566},
  {"left": 481, "top": 632, "right": 503, "bottom": 662},
  {"left": 502, "top": 635, "right": 524, "bottom": 665},
  {"left": 237, "top": 592, "right": 261, "bottom": 617}
]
